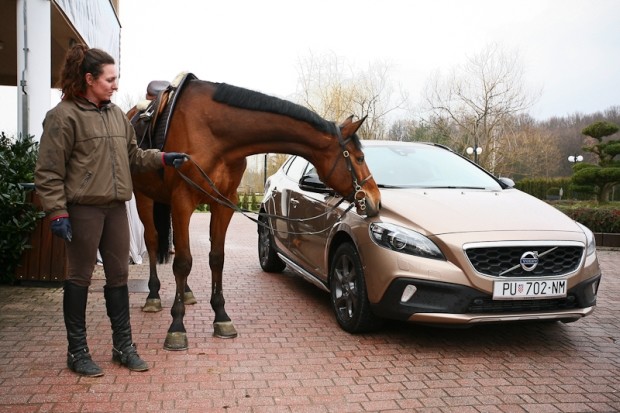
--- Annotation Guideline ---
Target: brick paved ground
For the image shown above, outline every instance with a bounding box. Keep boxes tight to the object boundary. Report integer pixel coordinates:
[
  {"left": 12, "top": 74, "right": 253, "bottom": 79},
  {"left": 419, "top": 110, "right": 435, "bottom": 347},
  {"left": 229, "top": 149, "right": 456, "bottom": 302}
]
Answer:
[{"left": 1, "top": 212, "right": 619, "bottom": 413}]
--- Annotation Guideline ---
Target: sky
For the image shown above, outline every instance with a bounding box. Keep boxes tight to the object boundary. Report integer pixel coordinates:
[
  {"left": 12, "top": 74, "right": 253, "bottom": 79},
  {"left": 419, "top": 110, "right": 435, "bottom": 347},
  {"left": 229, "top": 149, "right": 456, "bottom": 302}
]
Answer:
[
  {"left": 117, "top": 0, "right": 619, "bottom": 119},
  {"left": 1, "top": 0, "right": 619, "bottom": 135}
]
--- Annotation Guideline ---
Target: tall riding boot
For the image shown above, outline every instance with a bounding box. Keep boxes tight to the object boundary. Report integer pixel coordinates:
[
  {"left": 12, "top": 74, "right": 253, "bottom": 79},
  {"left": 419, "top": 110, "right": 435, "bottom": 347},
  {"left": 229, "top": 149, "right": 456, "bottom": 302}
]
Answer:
[
  {"left": 63, "top": 281, "right": 104, "bottom": 377},
  {"left": 104, "top": 285, "right": 149, "bottom": 372}
]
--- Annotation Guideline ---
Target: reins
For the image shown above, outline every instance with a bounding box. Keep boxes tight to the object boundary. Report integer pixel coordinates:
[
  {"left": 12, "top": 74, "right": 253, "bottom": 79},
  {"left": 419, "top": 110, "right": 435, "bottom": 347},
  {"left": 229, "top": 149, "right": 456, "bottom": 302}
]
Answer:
[
  {"left": 174, "top": 156, "right": 355, "bottom": 235},
  {"left": 171, "top": 124, "right": 372, "bottom": 236}
]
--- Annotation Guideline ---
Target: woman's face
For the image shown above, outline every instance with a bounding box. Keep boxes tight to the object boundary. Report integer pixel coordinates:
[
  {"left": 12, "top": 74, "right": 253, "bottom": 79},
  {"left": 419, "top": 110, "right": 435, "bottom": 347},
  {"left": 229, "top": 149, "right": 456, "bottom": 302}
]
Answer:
[{"left": 84, "top": 64, "right": 118, "bottom": 106}]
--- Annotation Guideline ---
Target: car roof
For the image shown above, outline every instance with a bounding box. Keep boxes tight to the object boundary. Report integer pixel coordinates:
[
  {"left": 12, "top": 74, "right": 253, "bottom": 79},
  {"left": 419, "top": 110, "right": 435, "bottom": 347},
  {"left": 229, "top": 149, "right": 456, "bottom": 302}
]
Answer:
[{"left": 360, "top": 140, "right": 451, "bottom": 151}]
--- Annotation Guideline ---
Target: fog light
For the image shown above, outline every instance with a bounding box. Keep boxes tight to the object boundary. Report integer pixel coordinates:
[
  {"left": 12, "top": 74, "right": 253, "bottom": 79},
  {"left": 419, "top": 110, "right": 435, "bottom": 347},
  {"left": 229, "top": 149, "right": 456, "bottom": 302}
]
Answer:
[{"left": 401, "top": 285, "right": 417, "bottom": 302}]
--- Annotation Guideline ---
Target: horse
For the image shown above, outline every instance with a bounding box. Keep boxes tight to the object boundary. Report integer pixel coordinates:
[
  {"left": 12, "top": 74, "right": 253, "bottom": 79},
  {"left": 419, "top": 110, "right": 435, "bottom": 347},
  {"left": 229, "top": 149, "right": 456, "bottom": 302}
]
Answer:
[{"left": 129, "top": 78, "right": 381, "bottom": 350}]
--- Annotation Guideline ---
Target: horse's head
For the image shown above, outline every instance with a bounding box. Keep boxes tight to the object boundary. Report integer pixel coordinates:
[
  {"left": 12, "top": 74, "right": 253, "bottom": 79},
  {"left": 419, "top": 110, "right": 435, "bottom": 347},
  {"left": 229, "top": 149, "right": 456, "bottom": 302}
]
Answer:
[{"left": 318, "top": 116, "right": 381, "bottom": 217}]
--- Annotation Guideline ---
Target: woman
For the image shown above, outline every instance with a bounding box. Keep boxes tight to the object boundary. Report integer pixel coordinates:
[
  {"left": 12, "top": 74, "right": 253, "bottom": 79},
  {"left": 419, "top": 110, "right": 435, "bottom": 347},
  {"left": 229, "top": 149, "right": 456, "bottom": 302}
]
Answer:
[{"left": 35, "top": 44, "right": 187, "bottom": 377}]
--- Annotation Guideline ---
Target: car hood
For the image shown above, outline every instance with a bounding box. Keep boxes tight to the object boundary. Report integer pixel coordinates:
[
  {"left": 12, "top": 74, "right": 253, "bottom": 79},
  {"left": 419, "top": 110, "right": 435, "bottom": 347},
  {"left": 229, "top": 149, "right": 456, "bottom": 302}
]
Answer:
[{"left": 377, "top": 188, "right": 582, "bottom": 235}]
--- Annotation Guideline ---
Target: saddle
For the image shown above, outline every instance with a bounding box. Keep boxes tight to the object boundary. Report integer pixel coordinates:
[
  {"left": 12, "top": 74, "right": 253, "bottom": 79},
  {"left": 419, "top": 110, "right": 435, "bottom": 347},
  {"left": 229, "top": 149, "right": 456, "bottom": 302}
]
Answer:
[{"left": 131, "top": 72, "right": 197, "bottom": 150}]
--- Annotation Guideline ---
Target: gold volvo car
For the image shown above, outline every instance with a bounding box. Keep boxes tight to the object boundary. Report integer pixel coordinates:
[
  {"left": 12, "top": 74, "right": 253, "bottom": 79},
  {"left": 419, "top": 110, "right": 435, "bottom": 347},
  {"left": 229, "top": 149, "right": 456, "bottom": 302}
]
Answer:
[{"left": 258, "top": 140, "right": 601, "bottom": 333}]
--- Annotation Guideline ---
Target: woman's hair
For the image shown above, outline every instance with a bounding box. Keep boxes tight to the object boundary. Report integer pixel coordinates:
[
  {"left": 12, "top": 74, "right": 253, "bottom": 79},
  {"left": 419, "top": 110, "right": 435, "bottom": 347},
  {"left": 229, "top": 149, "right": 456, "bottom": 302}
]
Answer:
[{"left": 59, "top": 44, "right": 115, "bottom": 101}]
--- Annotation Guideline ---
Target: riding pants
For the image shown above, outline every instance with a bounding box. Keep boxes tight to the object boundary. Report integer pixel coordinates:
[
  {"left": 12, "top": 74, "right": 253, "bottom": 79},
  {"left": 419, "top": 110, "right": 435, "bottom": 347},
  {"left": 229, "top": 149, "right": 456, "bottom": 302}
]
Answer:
[{"left": 65, "top": 203, "right": 130, "bottom": 288}]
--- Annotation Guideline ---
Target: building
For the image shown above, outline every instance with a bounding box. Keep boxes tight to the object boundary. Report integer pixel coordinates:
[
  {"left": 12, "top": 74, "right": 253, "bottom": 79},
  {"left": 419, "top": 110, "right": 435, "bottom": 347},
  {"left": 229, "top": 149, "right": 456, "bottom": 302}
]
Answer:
[{"left": 0, "top": 0, "right": 121, "bottom": 139}]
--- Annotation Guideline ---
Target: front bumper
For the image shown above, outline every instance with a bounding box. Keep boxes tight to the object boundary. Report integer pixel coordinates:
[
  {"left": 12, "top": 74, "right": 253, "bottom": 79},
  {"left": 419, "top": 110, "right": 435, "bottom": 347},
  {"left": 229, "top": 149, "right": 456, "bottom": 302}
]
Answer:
[{"left": 370, "top": 274, "right": 601, "bottom": 325}]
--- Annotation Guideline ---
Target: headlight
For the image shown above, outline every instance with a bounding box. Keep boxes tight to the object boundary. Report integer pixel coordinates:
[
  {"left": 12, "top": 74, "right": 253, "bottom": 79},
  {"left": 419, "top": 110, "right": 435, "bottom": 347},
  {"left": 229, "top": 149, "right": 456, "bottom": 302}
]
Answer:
[
  {"left": 369, "top": 222, "right": 445, "bottom": 260},
  {"left": 576, "top": 222, "right": 596, "bottom": 256}
]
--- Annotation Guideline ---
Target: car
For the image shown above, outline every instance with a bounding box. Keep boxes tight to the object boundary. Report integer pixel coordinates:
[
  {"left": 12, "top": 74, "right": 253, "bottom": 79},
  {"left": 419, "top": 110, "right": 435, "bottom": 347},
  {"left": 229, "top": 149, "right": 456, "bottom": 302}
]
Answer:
[{"left": 257, "top": 140, "right": 602, "bottom": 333}]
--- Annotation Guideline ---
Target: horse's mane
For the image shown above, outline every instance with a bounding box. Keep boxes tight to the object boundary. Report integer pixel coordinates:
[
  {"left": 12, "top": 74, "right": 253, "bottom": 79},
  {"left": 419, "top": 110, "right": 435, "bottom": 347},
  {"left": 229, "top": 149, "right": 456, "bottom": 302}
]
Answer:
[{"left": 212, "top": 83, "right": 361, "bottom": 146}]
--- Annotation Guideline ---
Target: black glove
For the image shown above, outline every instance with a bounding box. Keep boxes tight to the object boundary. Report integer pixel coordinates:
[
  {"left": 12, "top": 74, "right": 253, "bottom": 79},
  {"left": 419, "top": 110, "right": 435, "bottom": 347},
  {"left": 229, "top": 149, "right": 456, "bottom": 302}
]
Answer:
[
  {"left": 163, "top": 152, "right": 189, "bottom": 168},
  {"left": 51, "top": 217, "right": 72, "bottom": 242}
]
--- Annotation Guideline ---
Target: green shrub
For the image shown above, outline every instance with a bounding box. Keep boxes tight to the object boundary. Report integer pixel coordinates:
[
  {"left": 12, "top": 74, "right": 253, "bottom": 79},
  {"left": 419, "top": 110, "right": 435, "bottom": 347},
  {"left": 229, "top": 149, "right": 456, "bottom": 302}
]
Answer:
[
  {"left": 554, "top": 203, "right": 620, "bottom": 233},
  {"left": 0, "top": 133, "right": 45, "bottom": 284},
  {"left": 516, "top": 177, "right": 594, "bottom": 201}
]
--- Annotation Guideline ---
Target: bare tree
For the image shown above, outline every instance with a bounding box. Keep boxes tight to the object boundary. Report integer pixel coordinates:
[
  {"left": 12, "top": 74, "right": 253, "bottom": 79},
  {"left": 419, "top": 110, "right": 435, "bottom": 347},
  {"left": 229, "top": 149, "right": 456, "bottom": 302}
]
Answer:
[
  {"left": 295, "top": 51, "right": 408, "bottom": 140},
  {"left": 496, "top": 114, "right": 562, "bottom": 179},
  {"left": 422, "top": 43, "right": 540, "bottom": 172},
  {"left": 116, "top": 91, "right": 140, "bottom": 112}
]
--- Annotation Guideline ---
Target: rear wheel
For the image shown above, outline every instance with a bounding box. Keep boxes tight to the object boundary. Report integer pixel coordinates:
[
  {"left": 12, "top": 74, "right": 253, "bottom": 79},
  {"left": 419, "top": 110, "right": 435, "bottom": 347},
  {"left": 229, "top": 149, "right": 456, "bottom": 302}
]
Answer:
[
  {"left": 257, "top": 213, "right": 286, "bottom": 272},
  {"left": 329, "top": 243, "right": 382, "bottom": 333}
]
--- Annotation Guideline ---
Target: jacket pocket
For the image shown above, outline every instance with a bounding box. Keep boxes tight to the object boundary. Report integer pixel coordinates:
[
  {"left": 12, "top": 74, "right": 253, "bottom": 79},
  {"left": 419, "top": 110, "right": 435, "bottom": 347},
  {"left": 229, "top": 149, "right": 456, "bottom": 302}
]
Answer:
[{"left": 70, "top": 171, "right": 93, "bottom": 204}]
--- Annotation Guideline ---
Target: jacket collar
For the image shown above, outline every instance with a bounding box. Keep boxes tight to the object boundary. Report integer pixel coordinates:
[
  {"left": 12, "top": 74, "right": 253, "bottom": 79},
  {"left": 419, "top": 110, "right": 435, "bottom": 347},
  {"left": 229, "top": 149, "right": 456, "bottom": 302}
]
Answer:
[{"left": 74, "top": 95, "right": 113, "bottom": 111}]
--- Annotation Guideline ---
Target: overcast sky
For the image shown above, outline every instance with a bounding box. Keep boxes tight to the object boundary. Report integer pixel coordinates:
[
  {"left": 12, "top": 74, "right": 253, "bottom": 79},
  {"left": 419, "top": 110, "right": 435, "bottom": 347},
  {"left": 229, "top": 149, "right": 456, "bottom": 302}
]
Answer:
[
  {"left": 1, "top": 0, "right": 619, "bottom": 135},
  {"left": 118, "top": 0, "right": 619, "bottom": 119}
]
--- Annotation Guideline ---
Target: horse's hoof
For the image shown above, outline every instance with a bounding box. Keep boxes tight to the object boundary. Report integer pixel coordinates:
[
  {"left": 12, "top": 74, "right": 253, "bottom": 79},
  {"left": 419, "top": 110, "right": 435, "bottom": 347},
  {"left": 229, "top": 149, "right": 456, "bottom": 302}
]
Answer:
[
  {"left": 164, "top": 332, "right": 189, "bottom": 351},
  {"left": 183, "top": 291, "right": 197, "bottom": 305},
  {"left": 213, "top": 321, "right": 238, "bottom": 339},
  {"left": 142, "top": 298, "right": 163, "bottom": 312}
]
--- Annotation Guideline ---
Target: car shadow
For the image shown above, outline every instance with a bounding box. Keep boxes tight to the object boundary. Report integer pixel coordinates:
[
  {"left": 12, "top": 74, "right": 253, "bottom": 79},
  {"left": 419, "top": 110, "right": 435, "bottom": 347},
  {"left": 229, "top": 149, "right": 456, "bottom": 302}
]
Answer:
[{"left": 263, "top": 269, "right": 593, "bottom": 357}]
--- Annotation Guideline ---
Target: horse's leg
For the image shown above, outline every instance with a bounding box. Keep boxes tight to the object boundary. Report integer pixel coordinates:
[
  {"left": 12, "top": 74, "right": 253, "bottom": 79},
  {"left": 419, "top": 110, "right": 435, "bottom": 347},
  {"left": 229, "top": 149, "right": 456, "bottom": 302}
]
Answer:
[
  {"left": 135, "top": 192, "right": 163, "bottom": 312},
  {"left": 209, "top": 204, "right": 238, "bottom": 339},
  {"left": 168, "top": 219, "right": 197, "bottom": 304},
  {"left": 184, "top": 284, "right": 197, "bottom": 304},
  {"left": 163, "top": 204, "right": 194, "bottom": 351},
  {"left": 179, "top": 221, "right": 197, "bottom": 304}
]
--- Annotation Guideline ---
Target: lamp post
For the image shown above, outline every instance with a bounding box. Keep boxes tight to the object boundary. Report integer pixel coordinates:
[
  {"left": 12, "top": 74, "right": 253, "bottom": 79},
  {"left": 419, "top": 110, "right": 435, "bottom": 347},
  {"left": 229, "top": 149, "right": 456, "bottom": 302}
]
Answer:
[
  {"left": 466, "top": 146, "right": 482, "bottom": 163},
  {"left": 263, "top": 153, "right": 268, "bottom": 186},
  {"left": 567, "top": 154, "right": 583, "bottom": 163}
]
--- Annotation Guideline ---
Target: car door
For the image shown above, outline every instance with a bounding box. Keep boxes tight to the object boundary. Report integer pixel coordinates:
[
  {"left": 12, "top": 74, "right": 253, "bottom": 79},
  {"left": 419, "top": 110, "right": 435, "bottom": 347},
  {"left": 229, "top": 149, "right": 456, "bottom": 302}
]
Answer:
[
  {"left": 284, "top": 161, "right": 331, "bottom": 279},
  {"left": 264, "top": 156, "right": 300, "bottom": 255}
]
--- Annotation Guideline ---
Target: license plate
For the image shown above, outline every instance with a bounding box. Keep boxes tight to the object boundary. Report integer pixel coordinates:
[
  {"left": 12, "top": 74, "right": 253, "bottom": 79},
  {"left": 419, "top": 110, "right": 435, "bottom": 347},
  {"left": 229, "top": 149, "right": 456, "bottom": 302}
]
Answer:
[{"left": 493, "top": 279, "right": 567, "bottom": 300}]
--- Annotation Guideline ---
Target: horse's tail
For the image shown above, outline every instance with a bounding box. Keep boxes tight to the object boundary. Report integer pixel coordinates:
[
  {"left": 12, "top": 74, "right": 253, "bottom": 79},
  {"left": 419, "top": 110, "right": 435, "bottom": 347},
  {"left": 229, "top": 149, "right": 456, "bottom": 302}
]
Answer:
[{"left": 153, "top": 202, "right": 172, "bottom": 264}]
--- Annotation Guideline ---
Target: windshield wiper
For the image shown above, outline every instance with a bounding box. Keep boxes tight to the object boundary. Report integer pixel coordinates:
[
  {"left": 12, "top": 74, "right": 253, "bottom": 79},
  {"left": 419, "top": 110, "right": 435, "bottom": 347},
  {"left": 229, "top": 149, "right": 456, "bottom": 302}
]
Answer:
[
  {"left": 377, "top": 184, "right": 406, "bottom": 188},
  {"left": 425, "top": 186, "right": 487, "bottom": 190}
]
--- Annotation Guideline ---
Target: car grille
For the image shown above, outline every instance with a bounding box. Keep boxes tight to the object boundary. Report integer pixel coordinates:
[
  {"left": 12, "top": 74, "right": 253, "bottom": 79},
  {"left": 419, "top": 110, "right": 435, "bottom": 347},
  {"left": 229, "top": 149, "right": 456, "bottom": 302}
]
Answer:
[
  {"left": 465, "top": 245, "right": 583, "bottom": 277},
  {"left": 468, "top": 295, "right": 578, "bottom": 313}
]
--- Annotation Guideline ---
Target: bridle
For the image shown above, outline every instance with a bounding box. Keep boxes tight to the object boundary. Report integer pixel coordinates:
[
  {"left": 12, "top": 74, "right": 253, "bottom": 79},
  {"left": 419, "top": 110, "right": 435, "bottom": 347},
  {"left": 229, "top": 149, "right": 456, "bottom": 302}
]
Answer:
[{"left": 323, "top": 125, "right": 373, "bottom": 213}]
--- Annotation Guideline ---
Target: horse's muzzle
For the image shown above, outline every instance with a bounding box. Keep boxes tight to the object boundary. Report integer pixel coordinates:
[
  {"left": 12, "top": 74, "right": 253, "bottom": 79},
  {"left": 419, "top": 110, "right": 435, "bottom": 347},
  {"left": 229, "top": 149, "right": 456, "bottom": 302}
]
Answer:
[{"left": 356, "top": 196, "right": 380, "bottom": 217}]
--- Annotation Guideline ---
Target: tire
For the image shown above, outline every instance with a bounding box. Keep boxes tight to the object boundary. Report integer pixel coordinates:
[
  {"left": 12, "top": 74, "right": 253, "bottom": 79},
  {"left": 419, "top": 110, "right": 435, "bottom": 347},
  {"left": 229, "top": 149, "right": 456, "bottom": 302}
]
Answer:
[
  {"left": 329, "top": 243, "right": 382, "bottom": 333},
  {"left": 257, "top": 213, "right": 286, "bottom": 273}
]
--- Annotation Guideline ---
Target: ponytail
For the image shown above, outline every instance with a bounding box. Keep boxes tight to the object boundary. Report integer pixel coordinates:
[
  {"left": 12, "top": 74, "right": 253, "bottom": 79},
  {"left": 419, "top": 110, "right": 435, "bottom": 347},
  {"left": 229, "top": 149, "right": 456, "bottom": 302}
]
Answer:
[{"left": 59, "top": 44, "right": 115, "bottom": 101}]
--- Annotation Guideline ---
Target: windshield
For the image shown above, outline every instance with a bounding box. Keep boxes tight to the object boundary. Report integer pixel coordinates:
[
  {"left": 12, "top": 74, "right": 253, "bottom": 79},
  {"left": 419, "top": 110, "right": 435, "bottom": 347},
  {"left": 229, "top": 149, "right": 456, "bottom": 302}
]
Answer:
[{"left": 364, "top": 144, "right": 502, "bottom": 190}]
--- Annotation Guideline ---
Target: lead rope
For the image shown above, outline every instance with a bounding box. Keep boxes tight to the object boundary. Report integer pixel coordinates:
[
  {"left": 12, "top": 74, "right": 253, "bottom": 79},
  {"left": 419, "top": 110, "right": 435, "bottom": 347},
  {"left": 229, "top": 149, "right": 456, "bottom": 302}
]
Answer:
[{"left": 173, "top": 156, "right": 355, "bottom": 235}]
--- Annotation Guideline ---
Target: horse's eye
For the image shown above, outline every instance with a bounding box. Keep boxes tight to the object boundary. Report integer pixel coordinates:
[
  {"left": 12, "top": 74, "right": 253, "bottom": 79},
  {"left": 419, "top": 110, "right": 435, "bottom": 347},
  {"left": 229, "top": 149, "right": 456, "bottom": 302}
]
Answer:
[{"left": 357, "top": 156, "right": 365, "bottom": 164}]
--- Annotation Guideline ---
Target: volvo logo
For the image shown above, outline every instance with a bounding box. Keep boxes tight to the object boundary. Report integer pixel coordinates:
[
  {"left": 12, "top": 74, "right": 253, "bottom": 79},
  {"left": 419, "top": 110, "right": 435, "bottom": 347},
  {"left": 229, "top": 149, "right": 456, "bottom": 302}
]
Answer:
[{"left": 520, "top": 251, "right": 539, "bottom": 271}]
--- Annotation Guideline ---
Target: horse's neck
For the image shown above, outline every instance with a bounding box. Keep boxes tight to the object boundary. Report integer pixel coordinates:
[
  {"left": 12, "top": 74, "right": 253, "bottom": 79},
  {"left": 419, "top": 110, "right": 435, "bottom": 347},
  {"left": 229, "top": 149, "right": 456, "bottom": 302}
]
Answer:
[{"left": 217, "top": 117, "right": 332, "bottom": 162}]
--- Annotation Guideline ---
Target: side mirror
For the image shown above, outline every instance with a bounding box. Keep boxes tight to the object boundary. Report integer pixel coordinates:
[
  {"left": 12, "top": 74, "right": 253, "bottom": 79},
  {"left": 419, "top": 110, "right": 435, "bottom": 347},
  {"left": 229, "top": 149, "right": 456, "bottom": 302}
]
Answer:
[
  {"left": 498, "top": 177, "right": 515, "bottom": 188},
  {"left": 299, "top": 174, "right": 334, "bottom": 194}
]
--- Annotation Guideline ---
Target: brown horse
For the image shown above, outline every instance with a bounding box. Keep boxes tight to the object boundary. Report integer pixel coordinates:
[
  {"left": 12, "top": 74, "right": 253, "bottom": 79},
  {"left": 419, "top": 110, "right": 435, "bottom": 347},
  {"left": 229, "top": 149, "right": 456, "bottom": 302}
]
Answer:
[{"left": 130, "top": 79, "right": 381, "bottom": 350}]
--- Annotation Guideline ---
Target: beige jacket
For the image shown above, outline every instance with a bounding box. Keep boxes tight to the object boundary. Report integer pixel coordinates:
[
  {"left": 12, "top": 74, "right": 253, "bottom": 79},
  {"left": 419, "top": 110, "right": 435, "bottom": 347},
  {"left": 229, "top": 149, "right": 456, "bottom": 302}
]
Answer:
[{"left": 35, "top": 97, "right": 162, "bottom": 218}]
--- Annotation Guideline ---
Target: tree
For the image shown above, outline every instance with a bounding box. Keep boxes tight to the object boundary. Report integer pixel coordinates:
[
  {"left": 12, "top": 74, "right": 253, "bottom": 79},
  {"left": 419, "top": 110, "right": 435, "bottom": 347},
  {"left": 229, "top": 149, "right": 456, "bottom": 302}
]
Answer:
[
  {"left": 295, "top": 51, "right": 407, "bottom": 140},
  {"left": 421, "top": 43, "right": 539, "bottom": 172},
  {"left": 493, "top": 114, "right": 562, "bottom": 180},
  {"left": 571, "top": 120, "right": 620, "bottom": 202},
  {"left": 387, "top": 118, "right": 452, "bottom": 145}
]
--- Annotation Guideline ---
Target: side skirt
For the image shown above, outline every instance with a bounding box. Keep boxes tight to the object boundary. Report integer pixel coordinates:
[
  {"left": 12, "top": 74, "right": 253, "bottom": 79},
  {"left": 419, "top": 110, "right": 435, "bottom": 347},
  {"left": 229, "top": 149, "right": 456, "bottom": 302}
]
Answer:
[{"left": 277, "top": 253, "right": 330, "bottom": 293}]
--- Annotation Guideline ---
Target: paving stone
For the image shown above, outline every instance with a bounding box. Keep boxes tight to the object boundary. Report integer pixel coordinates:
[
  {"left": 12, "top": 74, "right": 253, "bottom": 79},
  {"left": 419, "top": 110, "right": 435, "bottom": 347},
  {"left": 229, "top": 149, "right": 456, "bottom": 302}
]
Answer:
[{"left": 1, "top": 213, "right": 619, "bottom": 412}]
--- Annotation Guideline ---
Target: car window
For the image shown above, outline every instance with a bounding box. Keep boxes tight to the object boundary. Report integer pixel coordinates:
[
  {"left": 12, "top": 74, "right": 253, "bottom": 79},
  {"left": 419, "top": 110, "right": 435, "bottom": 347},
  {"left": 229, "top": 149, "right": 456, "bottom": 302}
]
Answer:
[
  {"left": 285, "top": 156, "right": 310, "bottom": 182},
  {"left": 280, "top": 156, "right": 295, "bottom": 174},
  {"left": 364, "top": 145, "right": 502, "bottom": 189}
]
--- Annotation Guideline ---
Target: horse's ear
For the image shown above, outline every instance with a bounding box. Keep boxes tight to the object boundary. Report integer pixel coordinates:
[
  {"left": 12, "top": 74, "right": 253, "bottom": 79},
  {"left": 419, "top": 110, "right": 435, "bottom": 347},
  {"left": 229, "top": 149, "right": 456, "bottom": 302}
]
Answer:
[
  {"left": 338, "top": 115, "right": 355, "bottom": 128},
  {"left": 341, "top": 115, "right": 367, "bottom": 136}
]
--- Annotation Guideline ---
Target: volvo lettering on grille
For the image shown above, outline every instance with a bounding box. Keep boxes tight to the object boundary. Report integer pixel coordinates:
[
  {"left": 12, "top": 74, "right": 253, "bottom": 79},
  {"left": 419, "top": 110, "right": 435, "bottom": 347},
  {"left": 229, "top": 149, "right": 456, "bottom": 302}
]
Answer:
[
  {"left": 520, "top": 251, "right": 539, "bottom": 272},
  {"left": 497, "top": 247, "right": 559, "bottom": 276}
]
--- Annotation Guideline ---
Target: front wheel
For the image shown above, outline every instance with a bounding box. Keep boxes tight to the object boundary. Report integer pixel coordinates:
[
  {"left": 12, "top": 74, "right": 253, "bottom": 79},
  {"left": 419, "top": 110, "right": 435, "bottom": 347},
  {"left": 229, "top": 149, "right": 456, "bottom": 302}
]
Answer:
[
  {"left": 329, "top": 243, "right": 382, "bottom": 333},
  {"left": 257, "top": 213, "right": 286, "bottom": 272}
]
